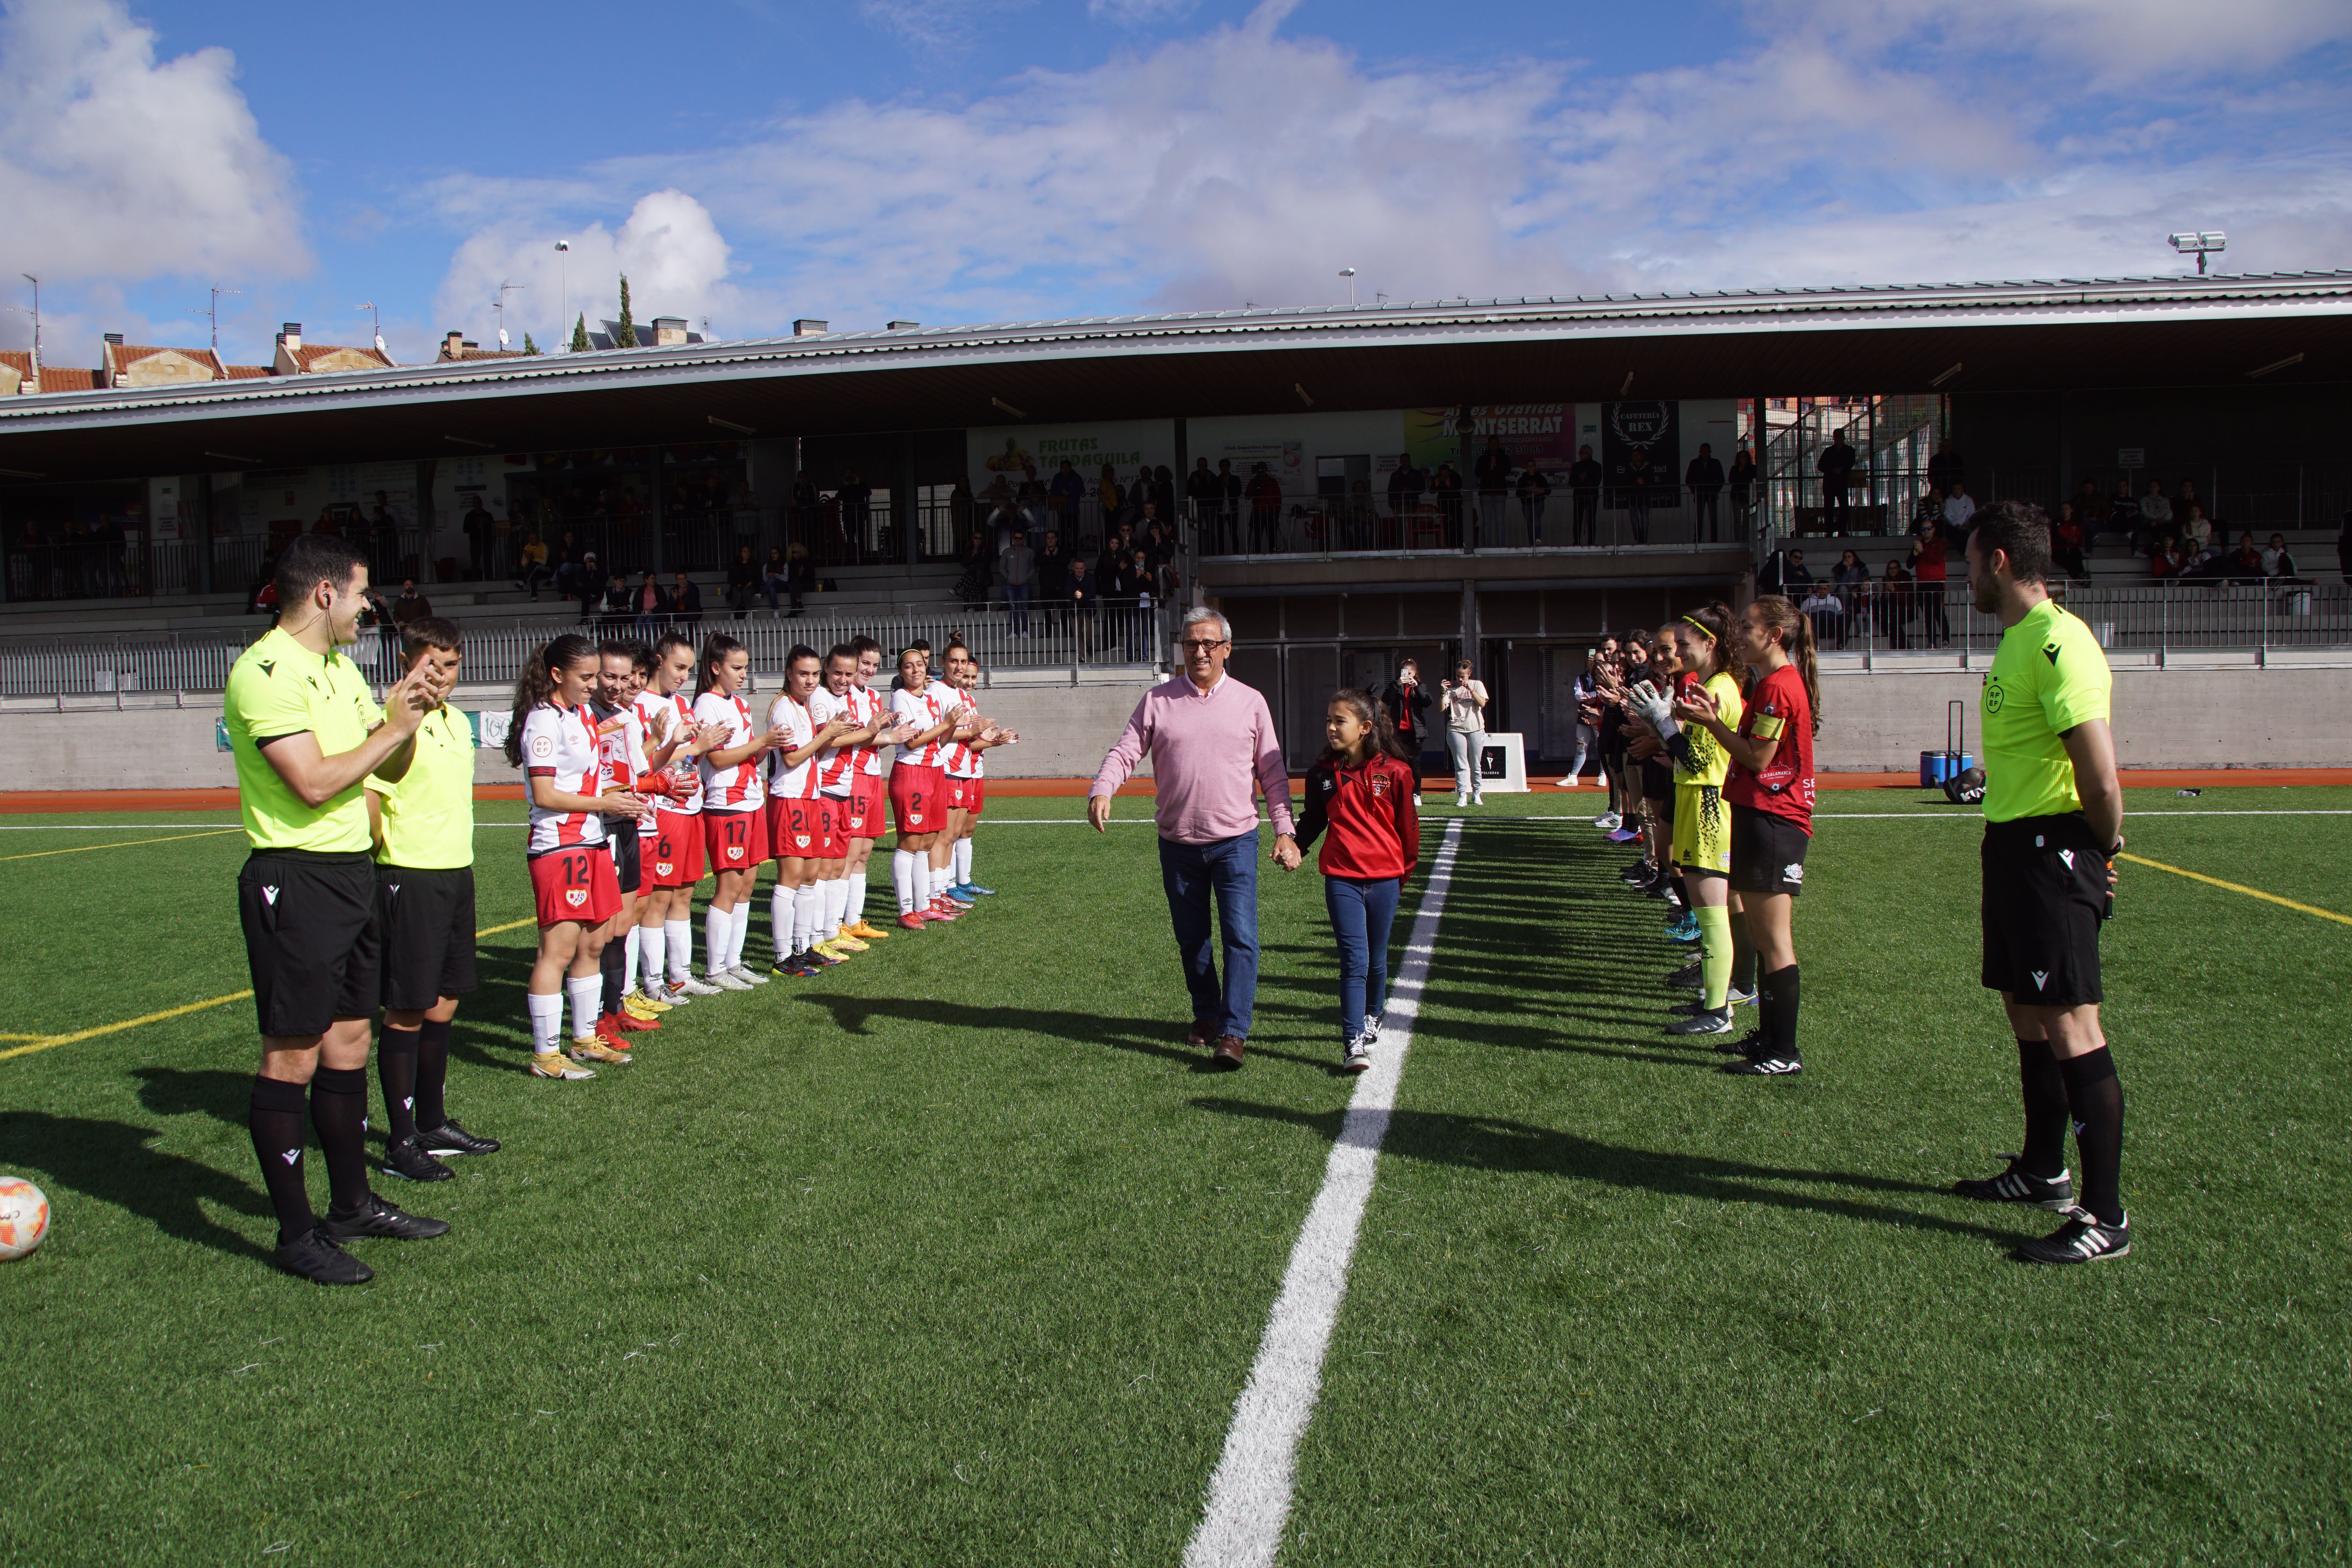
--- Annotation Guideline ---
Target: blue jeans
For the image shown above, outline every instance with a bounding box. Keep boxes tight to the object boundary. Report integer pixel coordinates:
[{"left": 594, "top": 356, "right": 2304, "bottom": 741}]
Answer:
[
  {"left": 1324, "top": 874, "right": 1401, "bottom": 1041},
  {"left": 1159, "top": 832, "right": 1260, "bottom": 1039},
  {"left": 1005, "top": 581, "right": 1031, "bottom": 633}
]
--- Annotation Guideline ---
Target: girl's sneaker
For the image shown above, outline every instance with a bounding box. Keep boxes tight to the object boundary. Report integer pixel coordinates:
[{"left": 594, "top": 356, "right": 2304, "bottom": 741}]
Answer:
[{"left": 1341, "top": 1035, "right": 1374, "bottom": 1074}]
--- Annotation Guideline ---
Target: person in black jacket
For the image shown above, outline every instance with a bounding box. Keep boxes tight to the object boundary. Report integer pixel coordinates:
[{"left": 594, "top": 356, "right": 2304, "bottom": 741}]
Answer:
[
  {"left": 725, "top": 545, "right": 759, "bottom": 620},
  {"left": 1728, "top": 443, "right": 1757, "bottom": 537},
  {"left": 1378, "top": 658, "right": 1432, "bottom": 769},
  {"left": 669, "top": 572, "right": 703, "bottom": 637},
  {"left": 1036, "top": 529, "right": 1071, "bottom": 633},
  {"left": 1817, "top": 429, "right": 1857, "bottom": 528},
  {"left": 1686, "top": 443, "right": 1726, "bottom": 542},
  {"left": 1569, "top": 445, "right": 1604, "bottom": 546}
]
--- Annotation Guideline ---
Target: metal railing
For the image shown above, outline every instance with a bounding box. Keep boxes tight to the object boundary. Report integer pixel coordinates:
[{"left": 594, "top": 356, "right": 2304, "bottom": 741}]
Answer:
[
  {"left": 1178, "top": 492, "right": 1748, "bottom": 557},
  {"left": 0, "top": 603, "right": 1180, "bottom": 697},
  {"left": 1788, "top": 580, "right": 2350, "bottom": 659}
]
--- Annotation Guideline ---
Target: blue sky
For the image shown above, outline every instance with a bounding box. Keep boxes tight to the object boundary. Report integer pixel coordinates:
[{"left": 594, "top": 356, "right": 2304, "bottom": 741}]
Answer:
[{"left": 3, "top": 0, "right": 2348, "bottom": 366}]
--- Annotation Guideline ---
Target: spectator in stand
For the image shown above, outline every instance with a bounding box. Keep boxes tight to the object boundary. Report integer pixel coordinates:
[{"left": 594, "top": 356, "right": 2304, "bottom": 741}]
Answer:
[
  {"left": 2263, "top": 533, "right": 2300, "bottom": 580},
  {"left": 2179, "top": 503, "right": 2214, "bottom": 554},
  {"left": 725, "top": 544, "right": 759, "bottom": 620},
  {"left": 1037, "top": 529, "right": 1070, "bottom": 632},
  {"left": 572, "top": 550, "right": 602, "bottom": 619},
  {"left": 1379, "top": 658, "right": 1431, "bottom": 772},
  {"left": 2224, "top": 532, "right": 2266, "bottom": 583},
  {"left": 2151, "top": 537, "right": 2187, "bottom": 580},
  {"left": 1243, "top": 463, "right": 1283, "bottom": 554},
  {"left": 1187, "top": 458, "right": 1220, "bottom": 546},
  {"left": 1911, "top": 528, "right": 1951, "bottom": 646},
  {"left": 1386, "top": 453, "right": 1422, "bottom": 542},
  {"left": 1943, "top": 480, "right": 1978, "bottom": 536},
  {"left": 554, "top": 530, "right": 587, "bottom": 596},
  {"left": 1048, "top": 460, "right": 1086, "bottom": 536},
  {"left": 1728, "top": 443, "right": 1757, "bottom": 537},
  {"left": 1569, "top": 444, "right": 1604, "bottom": 546},
  {"left": 1621, "top": 447, "right": 1655, "bottom": 543},
  {"left": 632, "top": 570, "right": 670, "bottom": 635},
  {"left": 1686, "top": 442, "right": 1726, "bottom": 542},
  {"left": 1001, "top": 527, "right": 1037, "bottom": 636},
  {"left": 462, "top": 498, "right": 495, "bottom": 580},
  {"left": 1153, "top": 465, "right": 1178, "bottom": 527},
  {"left": 1431, "top": 461, "right": 1464, "bottom": 546},
  {"left": 836, "top": 470, "right": 873, "bottom": 550},
  {"left": 598, "top": 571, "right": 632, "bottom": 631},
  {"left": 1218, "top": 459, "right": 1243, "bottom": 554},
  {"left": 1801, "top": 582, "right": 1846, "bottom": 650},
  {"left": 787, "top": 543, "right": 815, "bottom": 613},
  {"left": 1876, "top": 556, "right": 1913, "bottom": 648},
  {"left": 1516, "top": 461, "right": 1552, "bottom": 545},
  {"left": 1832, "top": 547, "right": 1871, "bottom": 629},
  {"left": 2108, "top": 479, "right": 2144, "bottom": 551},
  {"left": 514, "top": 530, "right": 552, "bottom": 599},
  {"left": 1094, "top": 463, "right": 1124, "bottom": 524},
  {"left": 2052, "top": 502, "right": 2089, "bottom": 580},
  {"left": 1925, "top": 438, "right": 1963, "bottom": 496},
  {"left": 362, "top": 586, "right": 401, "bottom": 675},
  {"left": 670, "top": 572, "right": 702, "bottom": 636},
  {"left": 2139, "top": 479, "right": 2174, "bottom": 543},
  {"left": 2176, "top": 478, "right": 2206, "bottom": 530},
  {"left": 1914, "top": 484, "right": 1946, "bottom": 535},
  {"left": 1141, "top": 510, "right": 1172, "bottom": 568},
  {"left": 1066, "top": 555, "right": 1098, "bottom": 658},
  {"left": 759, "top": 546, "right": 791, "bottom": 612},
  {"left": 1474, "top": 434, "right": 1513, "bottom": 548},
  {"left": 1817, "top": 428, "right": 1857, "bottom": 529},
  {"left": 392, "top": 578, "right": 432, "bottom": 630}
]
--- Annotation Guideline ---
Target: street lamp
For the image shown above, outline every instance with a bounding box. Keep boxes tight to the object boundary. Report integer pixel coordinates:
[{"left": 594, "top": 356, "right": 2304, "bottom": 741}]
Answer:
[
  {"left": 555, "top": 240, "right": 571, "bottom": 349},
  {"left": 1339, "top": 267, "right": 1357, "bottom": 307},
  {"left": 2168, "top": 230, "right": 2227, "bottom": 275}
]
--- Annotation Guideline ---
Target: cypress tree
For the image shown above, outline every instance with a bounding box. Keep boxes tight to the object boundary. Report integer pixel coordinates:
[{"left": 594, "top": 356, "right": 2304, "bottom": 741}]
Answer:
[
  {"left": 570, "top": 313, "right": 590, "bottom": 352},
  {"left": 615, "top": 274, "right": 637, "bottom": 348},
  {"left": 522, "top": 331, "right": 541, "bottom": 355}
]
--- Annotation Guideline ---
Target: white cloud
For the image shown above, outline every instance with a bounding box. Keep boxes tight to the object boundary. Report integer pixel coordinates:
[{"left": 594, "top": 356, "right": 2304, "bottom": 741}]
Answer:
[
  {"left": 0, "top": 0, "right": 304, "bottom": 283},
  {"left": 1770, "top": 0, "right": 2352, "bottom": 80},
  {"left": 1089, "top": 0, "right": 1195, "bottom": 22},
  {"left": 434, "top": 189, "right": 736, "bottom": 347},
  {"left": 857, "top": 0, "right": 1031, "bottom": 49},
  {"left": 429, "top": 0, "right": 2352, "bottom": 340}
]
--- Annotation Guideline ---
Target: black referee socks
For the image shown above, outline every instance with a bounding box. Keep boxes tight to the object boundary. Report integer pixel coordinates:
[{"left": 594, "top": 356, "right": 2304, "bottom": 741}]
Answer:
[
  {"left": 414, "top": 1018, "right": 452, "bottom": 1134},
  {"left": 310, "top": 1066, "right": 373, "bottom": 1217},
  {"left": 2016, "top": 1039, "right": 2071, "bottom": 1180},
  {"left": 1730, "top": 923, "right": 1757, "bottom": 998},
  {"left": 378, "top": 1026, "right": 420, "bottom": 1145},
  {"left": 249, "top": 1075, "right": 314, "bottom": 1246},
  {"left": 599, "top": 938, "right": 628, "bottom": 1018},
  {"left": 2058, "top": 1047, "right": 2126, "bottom": 1227},
  {"left": 1757, "top": 964, "right": 1800, "bottom": 1058}
]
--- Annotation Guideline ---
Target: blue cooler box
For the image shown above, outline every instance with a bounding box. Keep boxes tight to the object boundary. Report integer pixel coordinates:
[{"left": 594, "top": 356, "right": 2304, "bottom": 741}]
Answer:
[{"left": 1920, "top": 750, "right": 1976, "bottom": 789}]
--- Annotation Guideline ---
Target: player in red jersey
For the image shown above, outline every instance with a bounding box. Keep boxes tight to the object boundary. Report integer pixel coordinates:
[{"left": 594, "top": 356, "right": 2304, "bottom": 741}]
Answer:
[
  {"left": 885, "top": 645, "right": 964, "bottom": 929},
  {"left": 941, "top": 643, "right": 1016, "bottom": 900},
  {"left": 505, "top": 634, "right": 644, "bottom": 1077},
  {"left": 809, "top": 642, "right": 915, "bottom": 955},
  {"left": 1679, "top": 595, "right": 1820, "bottom": 1075},
  {"left": 590, "top": 641, "right": 662, "bottom": 1045},
  {"left": 835, "top": 637, "right": 903, "bottom": 941}
]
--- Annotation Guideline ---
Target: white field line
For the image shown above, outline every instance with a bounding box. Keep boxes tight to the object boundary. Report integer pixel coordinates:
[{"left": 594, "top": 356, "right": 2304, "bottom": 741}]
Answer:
[{"left": 1182, "top": 817, "right": 1465, "bottom": 1568}]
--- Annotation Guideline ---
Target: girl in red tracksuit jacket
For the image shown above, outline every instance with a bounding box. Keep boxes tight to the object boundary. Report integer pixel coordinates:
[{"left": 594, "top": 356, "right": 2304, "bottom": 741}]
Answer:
[{"left": 1294, "top": 688, "right": 1421, "bottom": 1074}]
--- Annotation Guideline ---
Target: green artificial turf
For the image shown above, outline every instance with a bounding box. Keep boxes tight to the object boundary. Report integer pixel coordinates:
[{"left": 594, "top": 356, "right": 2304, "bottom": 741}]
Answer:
[{"left": 1, "top": 788, "right": 2346, "bottom": 1565}]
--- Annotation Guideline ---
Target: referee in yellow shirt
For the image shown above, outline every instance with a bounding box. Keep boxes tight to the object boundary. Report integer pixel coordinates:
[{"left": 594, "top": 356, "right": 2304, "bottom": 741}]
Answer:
[
  {"left": 366, "top": 616, "right": 500, "bottom": 1185},
  {"left": 1953, "top": 503, "right": 2132, "bottom": 1265},
  {"left": 225, "top": 535, "right": 453, "bottom": 1286}
]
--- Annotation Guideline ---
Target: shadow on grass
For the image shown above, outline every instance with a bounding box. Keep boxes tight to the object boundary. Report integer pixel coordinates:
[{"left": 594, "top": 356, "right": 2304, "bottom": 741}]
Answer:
[
  {"left": 790, "top": 993, "right": 1348, "bottom": 1075},
  {"left": 0, "top": 1110, "right": 271, "bottom": 1263},
  {"left": 1187, "top": 1100, "right": 2018, "bottom": 1245}
]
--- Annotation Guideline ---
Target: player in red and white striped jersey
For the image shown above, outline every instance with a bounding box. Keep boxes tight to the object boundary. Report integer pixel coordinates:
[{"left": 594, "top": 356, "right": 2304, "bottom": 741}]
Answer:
[
  {"left": 693, "top": 635, "right": 790, "bottom": 987},
  {"left": 762, "top": 644, "right": 857, "bottom": 976},
  {"left": 505, "top": 633, "right": 642, "bottom": 1077},
  {"left": 836, "top": 636, "right": 902, "bottom": 940},
  {"left": 588, "top": 641, "right": 662, "bottom": 1049},
  {"left": 942, "top": 643, "right": 1016, "bottom": 900},
  {"left": 885, "top": 646, "right": 964, "bottom": 929},
  {"left": 633, "top": 630, "right": 723, "bottom": 1001}
]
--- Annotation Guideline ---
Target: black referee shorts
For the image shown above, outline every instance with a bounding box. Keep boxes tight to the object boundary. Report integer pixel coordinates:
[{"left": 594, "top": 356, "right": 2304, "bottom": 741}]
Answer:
[
  {"left": 237, "top": 849, "right": 380, "bottom": 1038},
  {"left": 609, "top": 820, "right": 641, "bottom": 897},
  {"left": 377, "top": 863, "right": 479, "bottom": 1012},
  {"left": 1641, "top": 757, "right": 1672, "bottom": 802},
  {"left": 1981, "top": 813, "right": 2108, "bottom": 1007}
]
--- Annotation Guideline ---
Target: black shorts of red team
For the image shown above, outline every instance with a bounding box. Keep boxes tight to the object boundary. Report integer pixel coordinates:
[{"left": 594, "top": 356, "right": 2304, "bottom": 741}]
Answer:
[
  {"left": 1980, "top": 813, "right": 2107, "bottom": 1007},
  {"left": 1294, "top": 753, "right": 1421, "bottom": 878},
  {"left": 376, "top": 863, "right": 479, "bottom": 1013},
  {"left": 1723, "top": 662, "right": 1814, "bottom": 896}
]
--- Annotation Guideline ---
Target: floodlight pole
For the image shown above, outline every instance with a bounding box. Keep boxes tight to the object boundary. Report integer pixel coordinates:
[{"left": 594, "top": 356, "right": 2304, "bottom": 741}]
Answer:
[
  {"left": 555, "top": 240, "right": 571, "bottom": 350},
  {"left": 16, "top": 275, "right": 36, "bottom": 372}
]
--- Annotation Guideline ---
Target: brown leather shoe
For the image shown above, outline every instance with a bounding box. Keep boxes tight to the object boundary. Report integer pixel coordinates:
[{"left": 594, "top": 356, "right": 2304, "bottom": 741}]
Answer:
[
  {"left": 1186, "top": 1020, "right": 1215, "bottom": 1049},
  {"left": 1212, "top": 1035, "right": 1246, "bottom": 1071}
]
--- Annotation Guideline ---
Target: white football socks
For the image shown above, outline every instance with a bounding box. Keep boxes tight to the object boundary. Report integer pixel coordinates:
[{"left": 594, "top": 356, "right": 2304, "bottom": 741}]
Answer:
[
  {"left": 929, "top": 854, "right": 952, "bottom": 900},
  {"left": 665, "top": 916, "right": 692, "bottom": 981},
  {"left": 847, "top": 871, "right": 868, "bottom": 926},
  {"left": 953, "top": 837, "right": 973, "bottom": 887},
  {"left": 823, "top": 876, "right": 850, "bottom": 936},
  {"left": 728, "top": 902, "right": 752, "bottom": 969},
  {"left": 526, "top": 991, "right": 562, "bottom": 1053},
  {"left": 893, "top": 849, "right": 919, "bottom": 915},
  {"left": 705, "top": 905, "right": 731, "bottom": 974},
  {"left": 640, "top": 922, "right": 666, "bottom": 991},
  {"left": 771, "top": 885, "right": 795, "bottom": 963},
  {"left": 564, "top": 974, "right": 602, "bottom": 1042},
  {"left": 793, "top": 882, "right": 820, "bottom": 952},
  {"left": 622, "top": 926, "right": 641, "bottom": 990}
]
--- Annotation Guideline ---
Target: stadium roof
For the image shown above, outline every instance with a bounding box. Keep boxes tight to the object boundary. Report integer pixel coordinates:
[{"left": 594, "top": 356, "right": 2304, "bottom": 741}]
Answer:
[{"left": 2, "top": 272, "right": 2347, "bottom": 485}]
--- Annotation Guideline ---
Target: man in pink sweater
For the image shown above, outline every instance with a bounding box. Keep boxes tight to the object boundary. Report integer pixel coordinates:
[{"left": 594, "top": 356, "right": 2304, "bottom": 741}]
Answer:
[{"left": 1091, "top": 606, "right": 1299, "bottom": 1070}]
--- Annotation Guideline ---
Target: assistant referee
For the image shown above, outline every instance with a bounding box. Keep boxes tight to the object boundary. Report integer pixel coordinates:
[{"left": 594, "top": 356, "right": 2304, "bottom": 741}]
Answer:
[
  {"left": 225, "top": 534, "right": 453, "bottom": 1285},
  {"left": 1952, "top": 502, "right": 2132, "bottom": 1265}
]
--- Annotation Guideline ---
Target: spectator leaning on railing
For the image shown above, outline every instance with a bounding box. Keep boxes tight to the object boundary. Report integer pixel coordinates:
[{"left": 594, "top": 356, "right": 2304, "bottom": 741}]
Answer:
[{"left": 1686, "top": 443, "right": 1726, "bottom": 543}]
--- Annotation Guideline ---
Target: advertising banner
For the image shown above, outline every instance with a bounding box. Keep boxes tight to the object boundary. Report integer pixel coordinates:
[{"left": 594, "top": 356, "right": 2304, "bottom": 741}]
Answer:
[
  {"left": 1601, "top": 400, "right": 1681, "bottom": 496},
  {"left": 964, "top": 420, "right": 1175, "bottom": 496}
]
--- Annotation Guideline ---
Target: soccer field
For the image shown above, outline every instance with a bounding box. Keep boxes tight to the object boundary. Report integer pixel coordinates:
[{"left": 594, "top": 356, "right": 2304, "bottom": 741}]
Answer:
[{"left": 3, "top": 786, "right": 2348, "bottom": 1565}]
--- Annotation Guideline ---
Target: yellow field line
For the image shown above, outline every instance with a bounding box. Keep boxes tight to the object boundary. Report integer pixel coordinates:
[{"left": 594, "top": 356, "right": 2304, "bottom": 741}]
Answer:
[
  {"left": 0, "top": 915, "right": 541, "bottom": 1063},
  {"left": 2117, "top": 852, "right": 2352, "bottom": 928},
  {"left": 0, "top": 828, "right": 245, "bottom": 863}
]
